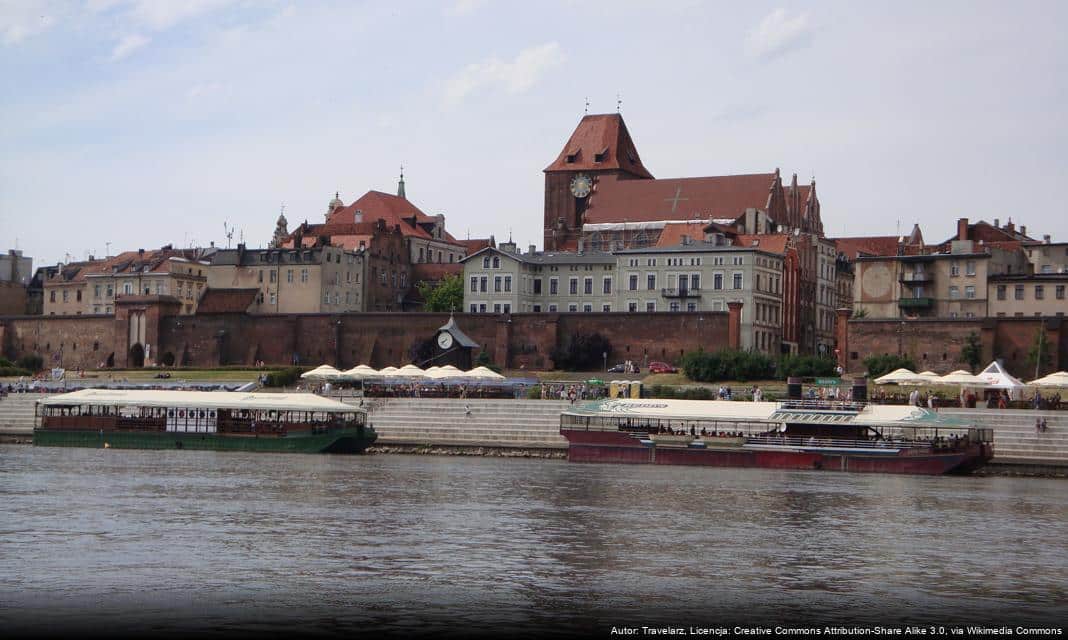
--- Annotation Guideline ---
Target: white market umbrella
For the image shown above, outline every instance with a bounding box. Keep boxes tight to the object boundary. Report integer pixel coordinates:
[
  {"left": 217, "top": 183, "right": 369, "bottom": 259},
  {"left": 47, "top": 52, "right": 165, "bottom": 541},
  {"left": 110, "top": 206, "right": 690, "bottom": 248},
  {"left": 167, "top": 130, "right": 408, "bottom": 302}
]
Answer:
[
  {"left": 396, "top": 364, "right": 429, "bottom": 378},
  {"left": 935, "top": 370, "right": 990, "bottom": 387},
  {"left": 341, "top": 364, "right": 378, "bottom": 380},
  {"left": 902, "top": 370, "right": 941, "bottom": 386},
  {"left": 300, "top": 365, "right": 342, "bottom": 380},
  {"left": 428, "top": 365, "right": 463, "bottom": 379},
  {"left": 1029, "top": 371, "right": 1068, "bottom": 387},
  {"left": 464, "top": 366, "right": 505, "bottom": 380},
  {"left": 874, "top": 368, "right": 922, "bottom": 385},
  {"left": 378, "top": 366, "right": 400, "bottom": 377}
]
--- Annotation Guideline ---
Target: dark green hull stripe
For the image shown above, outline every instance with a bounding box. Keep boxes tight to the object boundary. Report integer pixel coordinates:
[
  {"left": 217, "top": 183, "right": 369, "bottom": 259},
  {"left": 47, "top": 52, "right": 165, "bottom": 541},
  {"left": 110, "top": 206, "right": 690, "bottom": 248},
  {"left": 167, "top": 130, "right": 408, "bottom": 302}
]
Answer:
[{"left": 33, "top": 428, "right": 377, "bottom": 454}]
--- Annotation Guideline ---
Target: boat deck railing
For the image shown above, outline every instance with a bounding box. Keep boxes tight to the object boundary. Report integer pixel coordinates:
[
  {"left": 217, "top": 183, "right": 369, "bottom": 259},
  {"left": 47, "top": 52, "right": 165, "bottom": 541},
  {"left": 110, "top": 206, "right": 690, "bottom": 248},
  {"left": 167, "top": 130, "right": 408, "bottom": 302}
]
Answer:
[
  {"left": 743, "top": 434, "right": 967, "bottom": 452},
  {"left": 777, "top": 400, "right": 867, "bottom": 412}
]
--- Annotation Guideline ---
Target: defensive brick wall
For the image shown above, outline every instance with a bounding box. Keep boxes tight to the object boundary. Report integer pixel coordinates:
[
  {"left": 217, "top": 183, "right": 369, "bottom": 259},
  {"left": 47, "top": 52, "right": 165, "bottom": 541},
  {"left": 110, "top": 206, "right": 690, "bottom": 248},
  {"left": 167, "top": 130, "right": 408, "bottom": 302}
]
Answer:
[
  {"left": 1, "top": 310, "right": 733, "bottom": 370},
  {"left": 844, "top": 316, "right": 1067, "bottom": 375}
]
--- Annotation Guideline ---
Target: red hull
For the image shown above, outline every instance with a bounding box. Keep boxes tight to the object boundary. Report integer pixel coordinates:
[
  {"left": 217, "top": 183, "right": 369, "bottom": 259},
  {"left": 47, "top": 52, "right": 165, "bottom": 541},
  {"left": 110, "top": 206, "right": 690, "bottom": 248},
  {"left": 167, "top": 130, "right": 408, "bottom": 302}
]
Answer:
[{"left": 561, "top": 430, "right": 990, "bottom": 475}]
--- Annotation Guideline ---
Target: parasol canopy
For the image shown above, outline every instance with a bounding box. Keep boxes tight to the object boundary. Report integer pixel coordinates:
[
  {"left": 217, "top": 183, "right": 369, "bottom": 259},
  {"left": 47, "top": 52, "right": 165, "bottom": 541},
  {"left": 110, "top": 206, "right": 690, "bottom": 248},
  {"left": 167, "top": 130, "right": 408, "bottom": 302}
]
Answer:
[
  {"left": 396, "top": 364, "right": 429, "bottom": 378},
  {"left": 341, "top": 364, "right": 379, "bottom": 379},
  {"left": 428, "top": 365, "right": 464, "bottom": 379},
  {"left": 935, "top": 370, "right": 990, "bottom": 387},
  {"left": 874, "top": 368, "right": 922, "bottom": 385},
  {"left": 300, "top": 365, "right": 342, "bottom": 380},
  {"left": 464, "top": 366, "right": 505, "bottom": 380},
  {"left": 1029, "top": 371, "right": 1068, "bottom": 388}
]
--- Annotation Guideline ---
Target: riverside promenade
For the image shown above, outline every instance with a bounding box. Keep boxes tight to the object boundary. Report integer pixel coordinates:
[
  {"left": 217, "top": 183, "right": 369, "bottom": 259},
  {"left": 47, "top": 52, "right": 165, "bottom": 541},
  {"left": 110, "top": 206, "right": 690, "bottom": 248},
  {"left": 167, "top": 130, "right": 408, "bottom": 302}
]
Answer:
[{"left": 3, "top": 393, "right": 1066, "bottom": 472}]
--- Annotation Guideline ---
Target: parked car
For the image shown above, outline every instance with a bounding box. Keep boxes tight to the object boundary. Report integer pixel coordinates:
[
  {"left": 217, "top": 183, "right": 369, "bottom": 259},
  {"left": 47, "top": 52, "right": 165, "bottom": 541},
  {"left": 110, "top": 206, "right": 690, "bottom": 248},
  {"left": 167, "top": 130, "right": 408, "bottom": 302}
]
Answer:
[
  {"left": 608, "top": 363, "right": 640, "bottom": 373},
  {"left": 647, "top": 361, "right": 677, "bottom": 374}
]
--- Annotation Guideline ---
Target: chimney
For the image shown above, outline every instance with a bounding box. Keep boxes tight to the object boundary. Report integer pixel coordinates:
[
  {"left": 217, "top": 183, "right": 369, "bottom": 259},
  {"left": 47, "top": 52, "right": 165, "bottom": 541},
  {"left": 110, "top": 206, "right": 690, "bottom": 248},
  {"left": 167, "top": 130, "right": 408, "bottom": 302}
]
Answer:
[
  {"left": 1020, "top": 225, "right": 1027, "bottom": 237},
  {"left": 994, "top": 218, "right": 1000, "bottom": 229},
  {"left": 528, "top": 244, "right": 536, "bottom": 255},
  {"left": 577, "top": 238, "right": 584, "bottom": 254},
  {"left": 1044, "top": 235, "right": 1051, "bottom": 244},
  {"left": 956, "top": 218, "right": 968, "bottom": 241},
  {"left": 354, "top": 209, "right": 363, "bottom": 223},
  {"left": 1005, "top": 219, "right": 1015, "bottom": 233}
]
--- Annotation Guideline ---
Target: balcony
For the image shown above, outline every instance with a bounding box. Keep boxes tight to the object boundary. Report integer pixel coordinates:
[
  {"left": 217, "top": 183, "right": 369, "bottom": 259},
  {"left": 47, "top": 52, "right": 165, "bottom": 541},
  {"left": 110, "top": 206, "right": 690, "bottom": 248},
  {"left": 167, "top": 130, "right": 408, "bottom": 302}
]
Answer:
[
  {"left": 899, "top": 271, "right": 933, "bottom": 283},
  {"left": 661, "top": 287, "right": 702, "bottom": 298},
  {"left": 898, "top": 297, "right": 934, "bottom": 309}
]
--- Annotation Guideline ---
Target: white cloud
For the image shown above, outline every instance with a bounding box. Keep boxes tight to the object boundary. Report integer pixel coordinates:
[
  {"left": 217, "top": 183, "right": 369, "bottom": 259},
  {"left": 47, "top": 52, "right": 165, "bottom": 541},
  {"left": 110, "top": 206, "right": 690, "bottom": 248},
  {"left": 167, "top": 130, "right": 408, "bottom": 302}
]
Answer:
[
  {"left": 0, "top": 2, "right": 57, "bottom": 45},
  {"left": 89, "top": 0, "right": 247, "bottom": 32},
  {"left": 446, "top": 0, "right": 490, "bottom": 16},
  {"left": 745, "top": 8, "right": 813, "bottom": 61},
  {"left": 443, "top": 42, "right": 565, "bottom": 105},
  {"left": 111, "top": 33, "right": 150, "bottom": 60}
]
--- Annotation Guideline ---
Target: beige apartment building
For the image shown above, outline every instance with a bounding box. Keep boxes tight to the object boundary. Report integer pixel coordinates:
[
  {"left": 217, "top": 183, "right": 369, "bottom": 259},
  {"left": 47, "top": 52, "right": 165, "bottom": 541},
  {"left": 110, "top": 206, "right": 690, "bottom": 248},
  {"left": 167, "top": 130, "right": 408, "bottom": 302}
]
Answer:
[
  {"left": 853, "top": 242, "right": 1028, "bottom": 319},
  {"left": 208, "top": 245, "right": 368, "bottom": 314},
  {"left": 461, "top": 239, "right": 787, "bottom": 353},
  {"left": 988, "top": 274, "right": 1068, "bottom": 318},
  {"left": 42, "top": 248, "right": 210, "bottom": 316}
]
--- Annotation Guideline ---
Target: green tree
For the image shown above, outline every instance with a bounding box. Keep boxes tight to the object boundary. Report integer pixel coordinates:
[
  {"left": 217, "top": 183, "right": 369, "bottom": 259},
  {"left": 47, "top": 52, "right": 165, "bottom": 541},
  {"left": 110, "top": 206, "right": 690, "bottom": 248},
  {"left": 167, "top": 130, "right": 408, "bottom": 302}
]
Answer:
[
  {"left": 862, "top": 353, "right": 916, "bottom": 379},
  {"left": 417, "top": 274, "right": 464, "bottom": 312},
  {"left": 851, "top": 307, "right": 869, "bottom": 318},
  {"left": 961, "top": 332, "right": 982, "bottom": 373},
  {"left": 1027, "top": 328, "right": 1052, "bottom": 377}
]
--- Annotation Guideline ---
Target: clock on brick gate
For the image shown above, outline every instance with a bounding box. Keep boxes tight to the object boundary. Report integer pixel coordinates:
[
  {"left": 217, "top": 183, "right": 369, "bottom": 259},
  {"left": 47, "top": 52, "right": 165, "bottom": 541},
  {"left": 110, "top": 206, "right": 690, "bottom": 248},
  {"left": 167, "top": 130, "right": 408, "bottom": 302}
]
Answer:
[
  {"left": 437, "top": 332, "right": 454, "bottom": 350},
  {"left": 569, "top": 174, "right": 592, "bottom": 198}
]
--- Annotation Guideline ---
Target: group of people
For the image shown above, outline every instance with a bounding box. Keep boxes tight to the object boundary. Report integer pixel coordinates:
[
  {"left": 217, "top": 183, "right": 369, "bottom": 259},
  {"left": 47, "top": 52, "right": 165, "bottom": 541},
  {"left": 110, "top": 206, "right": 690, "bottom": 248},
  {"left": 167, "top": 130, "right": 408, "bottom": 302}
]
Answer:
[{"left": 540, "top": 383, "right": 608, "bottom": 403}]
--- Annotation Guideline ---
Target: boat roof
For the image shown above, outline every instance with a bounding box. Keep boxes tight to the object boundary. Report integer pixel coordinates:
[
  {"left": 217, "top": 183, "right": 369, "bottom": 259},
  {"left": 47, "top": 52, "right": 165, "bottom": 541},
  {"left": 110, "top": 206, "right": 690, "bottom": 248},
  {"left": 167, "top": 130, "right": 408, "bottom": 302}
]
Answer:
[
  {"left": 37, "top": 389, "right": 361, "bottom": 413},
  {"left": 563, "top": 398, "right": 971, "bottom": 428}
]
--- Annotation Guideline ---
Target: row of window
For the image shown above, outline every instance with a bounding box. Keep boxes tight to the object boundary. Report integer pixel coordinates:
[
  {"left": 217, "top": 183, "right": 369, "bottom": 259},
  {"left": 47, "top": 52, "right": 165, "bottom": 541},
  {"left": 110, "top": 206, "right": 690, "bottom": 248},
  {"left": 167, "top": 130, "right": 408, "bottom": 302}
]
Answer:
[
  {"left": 419, "top": 247, "right": 456, "bottom": 264},
  {"left": 260, "top": 268, "right": 310, "bottom": 284},
  {"left": 995, "top": 284, "right": 1066, "bottom": 301},
  {"left": 949, "top": 261, "right": 978, "bottom": 277}
]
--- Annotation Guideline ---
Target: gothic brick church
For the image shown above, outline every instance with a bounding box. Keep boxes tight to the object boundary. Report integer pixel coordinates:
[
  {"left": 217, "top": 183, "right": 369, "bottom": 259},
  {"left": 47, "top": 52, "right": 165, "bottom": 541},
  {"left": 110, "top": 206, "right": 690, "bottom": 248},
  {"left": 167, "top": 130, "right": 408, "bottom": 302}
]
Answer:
[
  {"left": 541, "top": 113, "right": 838, "bottom": 356},
  {"left": 543, "top": 113, "right": 824, "bottom": 252}
]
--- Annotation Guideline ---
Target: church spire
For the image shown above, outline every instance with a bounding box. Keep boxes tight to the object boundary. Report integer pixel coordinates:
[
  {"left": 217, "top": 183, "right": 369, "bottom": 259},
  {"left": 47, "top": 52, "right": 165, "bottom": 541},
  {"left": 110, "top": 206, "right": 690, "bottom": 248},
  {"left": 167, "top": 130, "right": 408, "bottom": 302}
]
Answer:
[{"left": 397, "top": 165, "right": 406, "bottom": 199}]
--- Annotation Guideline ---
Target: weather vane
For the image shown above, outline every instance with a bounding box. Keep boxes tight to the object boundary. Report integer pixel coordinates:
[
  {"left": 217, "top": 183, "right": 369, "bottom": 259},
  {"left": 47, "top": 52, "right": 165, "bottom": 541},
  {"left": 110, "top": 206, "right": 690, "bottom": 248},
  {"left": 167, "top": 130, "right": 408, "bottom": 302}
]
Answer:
[
  {"left": 584, "top": 97, "right": 589, "bottom": 114},
  {"left": 616, "top": 93, "right": 622, "bottom": 113}
]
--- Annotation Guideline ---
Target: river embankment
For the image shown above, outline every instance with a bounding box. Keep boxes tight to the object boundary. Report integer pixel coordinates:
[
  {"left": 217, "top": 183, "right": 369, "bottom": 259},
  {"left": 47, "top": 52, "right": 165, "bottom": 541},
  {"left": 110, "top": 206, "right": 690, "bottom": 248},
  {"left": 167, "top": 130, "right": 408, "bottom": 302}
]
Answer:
[{"left": 4, "top": 394, "right": 1068, "bottom": 475}]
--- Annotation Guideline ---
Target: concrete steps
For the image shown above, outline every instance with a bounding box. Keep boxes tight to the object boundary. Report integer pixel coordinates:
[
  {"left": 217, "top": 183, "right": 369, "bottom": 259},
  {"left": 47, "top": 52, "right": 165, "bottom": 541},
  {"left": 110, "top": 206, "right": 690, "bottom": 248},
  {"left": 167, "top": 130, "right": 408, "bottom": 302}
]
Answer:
[
  {"left": 0, "top": 394, "right": 51, "bottom": 434},
  {"left": 943, "top": 410, "right": 1068, "bottom": 465},
  {"left": 359, "top": 398, "right": 569, "bottom": 448}
]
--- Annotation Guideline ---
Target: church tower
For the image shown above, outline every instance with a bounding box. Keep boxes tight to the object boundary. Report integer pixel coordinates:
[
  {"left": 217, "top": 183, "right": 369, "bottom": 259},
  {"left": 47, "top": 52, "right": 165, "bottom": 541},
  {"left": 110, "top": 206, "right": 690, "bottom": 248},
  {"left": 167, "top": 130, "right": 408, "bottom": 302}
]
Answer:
[
  {"left": 543, "top": 114, "right": 653, "bottom": 251},
  {"left": 270, "top": 208, "right": 289, "bottom": 248}
]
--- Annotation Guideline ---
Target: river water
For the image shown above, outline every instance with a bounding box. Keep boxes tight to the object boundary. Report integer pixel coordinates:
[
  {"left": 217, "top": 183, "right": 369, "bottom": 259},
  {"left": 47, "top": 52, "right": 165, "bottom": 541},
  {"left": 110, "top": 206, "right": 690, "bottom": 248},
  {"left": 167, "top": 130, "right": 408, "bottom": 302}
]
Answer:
[{"left": 1, "top": 445, "right": 1066, "bottom": 637}]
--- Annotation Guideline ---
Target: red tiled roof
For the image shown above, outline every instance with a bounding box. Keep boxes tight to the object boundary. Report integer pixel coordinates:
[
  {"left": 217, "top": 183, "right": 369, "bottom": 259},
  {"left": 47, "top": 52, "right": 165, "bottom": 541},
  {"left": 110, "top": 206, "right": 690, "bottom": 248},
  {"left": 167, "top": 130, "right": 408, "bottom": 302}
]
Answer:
[
  {"left": 460, "top": 238, "right": 495, "bottom": 253},
  {"left": 833, "top": 236, "right": 907, "bottom": 259},
  {"left": 196, "top": 288, "right": 259, "bottom": 314},
  {"left": 733, "top": 234, "right": 789, "bottom": 255},
  {"left": 327, "top": 191, "right": 434, "bottom": 240},
  {"left": 544, "top": 114, "right": 654, "bottom": 178},
  {"left": 323, "top": 191, "right": 465, "bottom": 248},
  {"left": 655, "top": 222, "right": 710, "bottom": 247},
  {"left": 584, "top": 173, "right": 777, "bottom": 225}
]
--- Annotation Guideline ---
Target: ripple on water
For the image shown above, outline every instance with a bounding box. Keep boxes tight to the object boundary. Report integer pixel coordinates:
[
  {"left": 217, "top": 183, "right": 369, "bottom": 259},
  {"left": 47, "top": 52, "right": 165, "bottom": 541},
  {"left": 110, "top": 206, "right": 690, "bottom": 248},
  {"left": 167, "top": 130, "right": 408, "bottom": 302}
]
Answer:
[{"left": 1, "top": 446, "right": 1067, "bottom": 632}]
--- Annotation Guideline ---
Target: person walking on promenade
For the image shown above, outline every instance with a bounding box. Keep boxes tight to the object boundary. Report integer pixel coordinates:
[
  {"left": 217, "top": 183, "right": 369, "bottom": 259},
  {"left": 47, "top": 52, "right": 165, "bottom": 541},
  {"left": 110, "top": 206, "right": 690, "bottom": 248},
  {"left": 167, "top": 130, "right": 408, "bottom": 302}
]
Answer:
[{"left": 909, "top": 389, "right": 920, "bottom": 407}]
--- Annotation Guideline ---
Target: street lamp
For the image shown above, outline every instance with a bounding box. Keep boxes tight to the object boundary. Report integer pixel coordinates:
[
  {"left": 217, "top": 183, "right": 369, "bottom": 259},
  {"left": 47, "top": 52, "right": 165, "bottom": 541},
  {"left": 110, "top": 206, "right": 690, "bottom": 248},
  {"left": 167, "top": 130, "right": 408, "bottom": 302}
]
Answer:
[{"left": 603, "top": 351, "right": 607, "bottom": 372}]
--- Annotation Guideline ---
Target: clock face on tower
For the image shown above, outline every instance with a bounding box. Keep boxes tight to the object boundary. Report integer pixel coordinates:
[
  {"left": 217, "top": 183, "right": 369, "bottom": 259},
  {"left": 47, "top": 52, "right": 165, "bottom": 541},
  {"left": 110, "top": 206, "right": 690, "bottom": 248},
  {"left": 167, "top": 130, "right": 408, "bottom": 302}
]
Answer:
[
  {"left": 570, "top": 174, "right": 592, "bottom": 198},
  {"left": 437, "top": 332, "right": 454, "bottom": 350}
]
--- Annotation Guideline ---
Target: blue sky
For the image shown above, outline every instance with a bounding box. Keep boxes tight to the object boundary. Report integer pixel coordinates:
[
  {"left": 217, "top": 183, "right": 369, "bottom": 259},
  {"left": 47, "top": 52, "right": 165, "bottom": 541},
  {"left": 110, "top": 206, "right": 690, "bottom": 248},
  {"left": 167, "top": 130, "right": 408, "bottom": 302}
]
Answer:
[{"left": 2, "top": 1, "right": 1066, "bottom": 268}]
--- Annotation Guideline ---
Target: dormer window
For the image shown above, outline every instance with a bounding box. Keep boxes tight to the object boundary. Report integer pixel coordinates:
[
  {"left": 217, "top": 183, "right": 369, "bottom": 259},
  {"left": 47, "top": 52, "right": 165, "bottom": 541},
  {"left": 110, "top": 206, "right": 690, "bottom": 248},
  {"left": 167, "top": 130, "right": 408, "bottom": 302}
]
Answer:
[
  {"left": 594, "top": 148, "right": 608, "bottom": 163},
  {"left": 565, "top": 150, "right": 579, "bottom": 164}
]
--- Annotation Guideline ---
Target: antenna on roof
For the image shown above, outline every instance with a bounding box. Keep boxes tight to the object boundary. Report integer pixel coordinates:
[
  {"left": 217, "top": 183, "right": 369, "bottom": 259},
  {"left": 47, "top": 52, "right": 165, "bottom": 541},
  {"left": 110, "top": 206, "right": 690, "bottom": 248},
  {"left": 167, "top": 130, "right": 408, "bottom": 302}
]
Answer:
[
  {"left": 616, "top": 93, "right": 622, "bottom": 113},
  {"left": 584, "top": 97, "right": 589, "bottom": 114},
  {"left": 509, "top": 228, "right": 513, "bottom": 242},
  {"left": 223, "top": 222, "right": 234, "bottom": 249}
]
